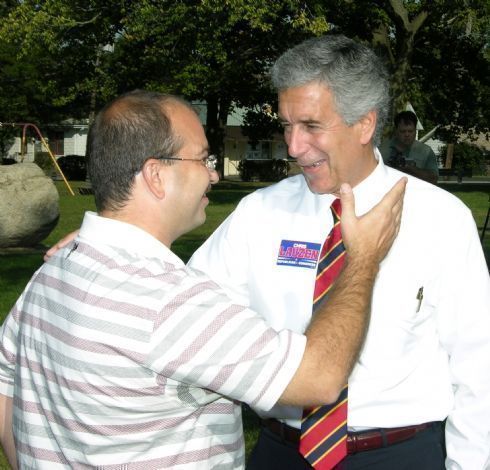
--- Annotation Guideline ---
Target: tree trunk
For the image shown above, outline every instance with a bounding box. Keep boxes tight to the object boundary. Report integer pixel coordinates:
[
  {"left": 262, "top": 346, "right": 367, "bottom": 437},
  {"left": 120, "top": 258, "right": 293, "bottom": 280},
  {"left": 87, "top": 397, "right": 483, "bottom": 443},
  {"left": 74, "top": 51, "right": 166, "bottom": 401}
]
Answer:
[
  {"left": 205, "top": 95, "right": 229, "bottom": 177},
  {"left": 381, "top": 1, "right": 429, "bottom": 125}
]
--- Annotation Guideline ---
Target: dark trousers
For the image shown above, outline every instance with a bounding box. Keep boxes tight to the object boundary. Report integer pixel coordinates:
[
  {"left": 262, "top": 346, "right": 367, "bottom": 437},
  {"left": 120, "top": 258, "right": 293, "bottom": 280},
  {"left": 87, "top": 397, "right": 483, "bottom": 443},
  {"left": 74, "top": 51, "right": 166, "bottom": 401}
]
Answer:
[{"left": 246, "top": 422, "right": 446, "bottom": 470}]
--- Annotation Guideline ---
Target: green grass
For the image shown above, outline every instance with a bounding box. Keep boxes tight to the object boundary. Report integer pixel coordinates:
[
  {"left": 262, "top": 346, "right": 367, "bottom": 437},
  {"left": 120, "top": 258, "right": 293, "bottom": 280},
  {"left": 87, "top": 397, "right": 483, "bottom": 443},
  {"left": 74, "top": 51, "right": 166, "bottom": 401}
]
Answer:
[
  {"left": 442, "top": 184, "right": 490, "bottom": 266},
  {"left": 0, "top": 178, "right": 488, "bottom": 468},
  {"left": 0, "top": 180, "right": 269, "bottom": 315}
]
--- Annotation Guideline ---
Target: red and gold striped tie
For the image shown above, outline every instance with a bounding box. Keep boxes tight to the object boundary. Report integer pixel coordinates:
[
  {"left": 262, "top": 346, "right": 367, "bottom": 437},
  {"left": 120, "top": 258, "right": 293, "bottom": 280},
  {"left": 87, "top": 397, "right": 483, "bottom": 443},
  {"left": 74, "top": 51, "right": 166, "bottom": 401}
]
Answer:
[{"left": 300, "top": 198, "right": 348, "bottom": 469}]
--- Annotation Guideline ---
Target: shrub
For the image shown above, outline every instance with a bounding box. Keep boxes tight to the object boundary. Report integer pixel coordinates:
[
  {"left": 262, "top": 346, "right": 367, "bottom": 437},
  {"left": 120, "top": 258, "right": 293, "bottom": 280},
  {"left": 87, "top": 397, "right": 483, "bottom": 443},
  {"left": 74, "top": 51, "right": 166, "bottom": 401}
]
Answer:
[
  {"left": 238, "top": 159, "right": 289, "bottom": 182},
  {"left": 34, "top": 152, "right": 55, "bottom": 175},
  {"left": 439, "top": 142, "right": 488, "bottom": 176}
]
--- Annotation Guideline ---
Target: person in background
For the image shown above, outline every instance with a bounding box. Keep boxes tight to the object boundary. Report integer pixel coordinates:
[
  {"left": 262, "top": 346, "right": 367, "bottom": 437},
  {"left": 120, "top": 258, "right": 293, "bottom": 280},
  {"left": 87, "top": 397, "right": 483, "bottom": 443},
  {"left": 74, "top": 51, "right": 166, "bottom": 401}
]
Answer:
[
  {"left": 380, "top": 110, "right": 439, "bottom": 184},
  {"left": 189, "top": 35, "right": 490, "bottom": 469},
  {"left": 0, "top": 90, "right": 405, "bottom": 469}
]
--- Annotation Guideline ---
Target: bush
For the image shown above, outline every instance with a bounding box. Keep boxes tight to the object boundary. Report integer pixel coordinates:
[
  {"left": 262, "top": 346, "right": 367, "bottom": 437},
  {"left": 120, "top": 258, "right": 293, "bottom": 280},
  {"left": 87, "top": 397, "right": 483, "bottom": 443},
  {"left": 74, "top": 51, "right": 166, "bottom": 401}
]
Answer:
[
  {"left": 438, "top": 142, "right": 488, "bottom": 176},
  {"left": 56, "top": 155, "right": 87, "bottom": 180},
  {"left": 34, "top": 152, "right": 55, "bottom": 175},
  {"left": 238, "top": 159, "right": 289, "bottom": 182}
]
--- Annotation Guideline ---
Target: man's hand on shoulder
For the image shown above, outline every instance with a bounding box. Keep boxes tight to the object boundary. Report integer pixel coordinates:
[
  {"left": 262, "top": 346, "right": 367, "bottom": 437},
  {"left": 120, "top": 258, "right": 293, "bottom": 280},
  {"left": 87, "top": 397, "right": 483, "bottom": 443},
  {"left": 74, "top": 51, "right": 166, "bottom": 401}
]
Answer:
[{"left": 43, "top": 230, "right": 80, "bottom": 261}]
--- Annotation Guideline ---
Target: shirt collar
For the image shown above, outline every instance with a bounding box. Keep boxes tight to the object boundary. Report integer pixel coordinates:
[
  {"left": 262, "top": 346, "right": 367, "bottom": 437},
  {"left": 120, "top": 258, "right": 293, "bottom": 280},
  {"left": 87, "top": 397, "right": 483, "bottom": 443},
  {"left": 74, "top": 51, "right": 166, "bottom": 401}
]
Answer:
[
  {"left": 78, "top": 211, "right": 185, "bottom": 267},
  {"left": 351, "top": 149, "right": 391, "bottom": 214}
]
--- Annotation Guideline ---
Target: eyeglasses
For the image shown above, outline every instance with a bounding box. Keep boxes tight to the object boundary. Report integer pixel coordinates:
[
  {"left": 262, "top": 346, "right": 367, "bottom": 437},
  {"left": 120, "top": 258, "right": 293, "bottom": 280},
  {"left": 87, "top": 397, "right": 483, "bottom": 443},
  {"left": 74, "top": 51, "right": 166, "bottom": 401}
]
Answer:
[{"left": 156, "top": 154, "right": 217, "bottom": 171}]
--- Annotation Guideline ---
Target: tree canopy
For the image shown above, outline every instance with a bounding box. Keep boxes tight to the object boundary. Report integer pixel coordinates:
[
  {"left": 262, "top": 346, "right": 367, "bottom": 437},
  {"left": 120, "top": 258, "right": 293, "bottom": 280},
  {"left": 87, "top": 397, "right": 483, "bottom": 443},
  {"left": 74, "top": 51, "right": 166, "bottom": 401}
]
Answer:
[
  {"left": 0, "top": 0, "right": 488, "bottom": 165},
  {"left": 318, "top": 0, "right": 489, "bottom": 142}
]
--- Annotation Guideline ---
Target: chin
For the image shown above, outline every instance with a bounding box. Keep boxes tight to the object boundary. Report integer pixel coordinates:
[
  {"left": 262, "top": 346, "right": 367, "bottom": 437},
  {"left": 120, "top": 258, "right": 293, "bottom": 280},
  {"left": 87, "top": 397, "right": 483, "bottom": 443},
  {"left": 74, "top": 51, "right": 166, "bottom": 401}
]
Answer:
[
  {"left": 304, "top": 175, "right": 337, "bottom": 196},
  {"left": 196, "top": 211, "right": 207, "bottom": 228}
]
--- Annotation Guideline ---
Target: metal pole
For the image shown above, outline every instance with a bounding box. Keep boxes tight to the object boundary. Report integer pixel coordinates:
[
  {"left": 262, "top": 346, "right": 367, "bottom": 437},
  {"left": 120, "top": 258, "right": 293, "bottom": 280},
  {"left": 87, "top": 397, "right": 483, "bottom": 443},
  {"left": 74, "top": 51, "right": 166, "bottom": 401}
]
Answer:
[{"left": 19, "top": 123, "right": 75, "bottom": 196}]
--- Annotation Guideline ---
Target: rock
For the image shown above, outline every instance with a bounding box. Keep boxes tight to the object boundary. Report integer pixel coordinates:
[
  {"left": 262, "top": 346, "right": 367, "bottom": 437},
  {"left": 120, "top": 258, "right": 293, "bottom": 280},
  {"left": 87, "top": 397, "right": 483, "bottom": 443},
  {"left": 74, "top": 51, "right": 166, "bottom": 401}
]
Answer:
[{"left": 0, "top": 163, "right": 59, "bottom": 248}]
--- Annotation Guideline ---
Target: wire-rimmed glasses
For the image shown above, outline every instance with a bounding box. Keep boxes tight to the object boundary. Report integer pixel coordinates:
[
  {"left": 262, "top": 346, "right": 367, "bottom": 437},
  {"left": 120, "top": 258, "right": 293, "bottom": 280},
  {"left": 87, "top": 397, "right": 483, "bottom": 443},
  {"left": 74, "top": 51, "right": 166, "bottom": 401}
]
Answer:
[{"left": 156, "top": 154, "right": 217, "bottom": 171}]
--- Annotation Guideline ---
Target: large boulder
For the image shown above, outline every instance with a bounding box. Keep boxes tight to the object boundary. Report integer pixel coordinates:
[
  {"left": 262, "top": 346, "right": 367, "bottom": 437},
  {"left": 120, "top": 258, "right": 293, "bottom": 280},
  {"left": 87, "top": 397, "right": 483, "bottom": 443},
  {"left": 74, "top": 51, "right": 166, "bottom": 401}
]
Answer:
[{"left": 0, "top": 163, "right": 59, "bottom": 248}]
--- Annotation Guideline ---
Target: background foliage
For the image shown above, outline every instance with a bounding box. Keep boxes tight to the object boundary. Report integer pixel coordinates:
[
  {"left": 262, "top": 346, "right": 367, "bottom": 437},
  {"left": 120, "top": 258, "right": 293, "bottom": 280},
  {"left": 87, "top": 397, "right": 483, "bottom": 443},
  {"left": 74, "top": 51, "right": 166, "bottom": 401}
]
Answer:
[{"left": 1, "top": 1, "right": 488, "bottom": 171}]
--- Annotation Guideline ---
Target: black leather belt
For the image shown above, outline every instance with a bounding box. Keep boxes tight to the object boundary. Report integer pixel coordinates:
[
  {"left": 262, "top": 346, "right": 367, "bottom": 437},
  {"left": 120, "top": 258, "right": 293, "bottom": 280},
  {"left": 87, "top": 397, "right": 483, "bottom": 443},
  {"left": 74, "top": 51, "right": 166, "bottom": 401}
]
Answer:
[{"left": 262, "top": 419, "right": 437, "bottom": 454}]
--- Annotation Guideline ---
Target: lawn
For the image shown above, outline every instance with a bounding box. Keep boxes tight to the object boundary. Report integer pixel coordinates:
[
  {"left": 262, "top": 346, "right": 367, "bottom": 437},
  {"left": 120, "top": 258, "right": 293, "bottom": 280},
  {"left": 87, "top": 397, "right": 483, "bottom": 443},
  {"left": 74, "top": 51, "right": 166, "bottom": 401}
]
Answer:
[
  {"left": 0, "top": 178, "right": 488, "bottom": 468},
  {"left": 0, "top": 180, "right": 270, "bottom": 315}
]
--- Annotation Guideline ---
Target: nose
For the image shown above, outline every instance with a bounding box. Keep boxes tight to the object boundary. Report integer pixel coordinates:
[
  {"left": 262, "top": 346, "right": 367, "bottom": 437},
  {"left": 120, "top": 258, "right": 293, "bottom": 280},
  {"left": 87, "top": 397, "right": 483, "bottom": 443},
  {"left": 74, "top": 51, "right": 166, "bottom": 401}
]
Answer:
[
  {"left": 209, "top": 168, "right": 219, "bottom": 185},
  {"left": 285, "top": 126, "right": 309, "bottom": 159}
]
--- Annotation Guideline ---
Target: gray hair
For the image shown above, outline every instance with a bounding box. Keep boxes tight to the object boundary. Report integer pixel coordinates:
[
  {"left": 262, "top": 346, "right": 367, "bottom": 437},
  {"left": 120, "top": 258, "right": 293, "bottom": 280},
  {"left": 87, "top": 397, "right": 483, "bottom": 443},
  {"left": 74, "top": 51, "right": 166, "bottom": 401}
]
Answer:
[{"left": 271, "top": 35, "right": 390, "bottom": 146}]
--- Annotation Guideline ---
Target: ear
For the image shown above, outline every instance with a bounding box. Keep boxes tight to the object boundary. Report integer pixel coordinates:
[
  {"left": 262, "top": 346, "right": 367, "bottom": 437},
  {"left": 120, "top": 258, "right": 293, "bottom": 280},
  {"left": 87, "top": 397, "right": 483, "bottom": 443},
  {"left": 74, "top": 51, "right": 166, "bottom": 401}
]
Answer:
[
  {"left": 141, "top": 159, "right": 166, "bottom": 199},
  {"left": 358, "top": 110, "right": 377, "bottom": 145}
]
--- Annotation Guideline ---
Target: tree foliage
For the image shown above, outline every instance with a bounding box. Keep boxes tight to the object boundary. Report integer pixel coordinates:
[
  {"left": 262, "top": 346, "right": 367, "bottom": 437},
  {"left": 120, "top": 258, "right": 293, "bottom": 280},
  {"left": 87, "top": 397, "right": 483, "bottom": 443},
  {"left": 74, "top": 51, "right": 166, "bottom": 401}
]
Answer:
[
  {"left": 439, "top": 142, "right": 489, "bottom": 175},
  {"left": 0, "top": 0, "right": 328, "bottom": 166},
  {"left": 316, "top": 0, "right": 490, "bottom": 144},
  {"left": 0, "top": 0, "right": 124, "bottom": 123},
  {"left": 109, "top": 0, "right": 328, "bottom": 169},
  {"left": 0, "top": 0, "right": 488, "bottom": 168}
]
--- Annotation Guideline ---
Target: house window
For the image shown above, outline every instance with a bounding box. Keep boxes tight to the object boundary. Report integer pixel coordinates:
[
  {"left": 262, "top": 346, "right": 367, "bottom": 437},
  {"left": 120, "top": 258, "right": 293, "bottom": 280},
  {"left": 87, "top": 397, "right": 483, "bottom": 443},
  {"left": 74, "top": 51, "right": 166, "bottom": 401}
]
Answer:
[
  {"left": 46, "top": 130, "right": 64, "bottom": 156},
  {"left": 245, "top": 141, "right": 271, "bottom": 160}
]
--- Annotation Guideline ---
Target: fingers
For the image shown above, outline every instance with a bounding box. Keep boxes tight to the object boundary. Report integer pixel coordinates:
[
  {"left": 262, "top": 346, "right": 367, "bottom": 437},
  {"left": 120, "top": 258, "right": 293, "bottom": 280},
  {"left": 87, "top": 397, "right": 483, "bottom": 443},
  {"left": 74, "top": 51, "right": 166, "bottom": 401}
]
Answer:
[
  {"left": 339, "top": 183, "right": 354, "bottom": 220},
  {"left": 43, "top": 230, "right": 80, "bottom": 262},
  {"left": 44, "top": 245, "right": 59, "bottom": 262},
  {"left": 339, "top": 177, "right": 408, "bottom": 264},
  {"left": 370, "top": 178, "right": 407, "bottom": 257},
  {"left": 387, "top": 178, "right": 407, "bottom": 235},
  {"left": 376, "top": 177, "right": 407, "bottom": 211}
]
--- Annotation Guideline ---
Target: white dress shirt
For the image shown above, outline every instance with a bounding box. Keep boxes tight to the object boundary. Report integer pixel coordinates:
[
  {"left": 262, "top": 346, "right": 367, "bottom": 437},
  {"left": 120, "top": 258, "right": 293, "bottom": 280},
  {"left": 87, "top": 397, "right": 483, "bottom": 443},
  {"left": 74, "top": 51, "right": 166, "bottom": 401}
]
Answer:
[{"left": 189, "top": 153, "right": 490, "bottom": 469}]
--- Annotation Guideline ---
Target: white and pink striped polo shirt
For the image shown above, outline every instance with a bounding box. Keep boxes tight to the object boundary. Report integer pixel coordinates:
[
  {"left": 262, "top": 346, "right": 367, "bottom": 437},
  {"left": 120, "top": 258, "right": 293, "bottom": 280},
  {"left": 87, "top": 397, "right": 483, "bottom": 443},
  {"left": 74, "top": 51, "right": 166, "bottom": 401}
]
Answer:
[{"left": 0, "top": 212, "right": 305, "bottom": 469}]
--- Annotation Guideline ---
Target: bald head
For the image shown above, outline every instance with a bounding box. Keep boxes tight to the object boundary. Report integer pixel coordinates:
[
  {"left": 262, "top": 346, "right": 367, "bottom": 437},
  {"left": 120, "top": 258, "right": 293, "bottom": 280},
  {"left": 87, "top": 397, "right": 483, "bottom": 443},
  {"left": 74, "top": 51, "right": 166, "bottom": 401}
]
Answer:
[{"left": 87, "top": 90, "right": 195, "bottom": 213}]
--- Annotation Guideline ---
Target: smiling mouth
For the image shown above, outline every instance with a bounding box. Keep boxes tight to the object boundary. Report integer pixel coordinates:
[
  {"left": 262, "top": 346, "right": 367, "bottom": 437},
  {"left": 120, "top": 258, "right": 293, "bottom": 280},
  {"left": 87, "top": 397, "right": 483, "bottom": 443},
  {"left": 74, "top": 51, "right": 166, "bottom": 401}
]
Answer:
[{"left": 299, "top": 160, "right": 324, "bottom": 169}]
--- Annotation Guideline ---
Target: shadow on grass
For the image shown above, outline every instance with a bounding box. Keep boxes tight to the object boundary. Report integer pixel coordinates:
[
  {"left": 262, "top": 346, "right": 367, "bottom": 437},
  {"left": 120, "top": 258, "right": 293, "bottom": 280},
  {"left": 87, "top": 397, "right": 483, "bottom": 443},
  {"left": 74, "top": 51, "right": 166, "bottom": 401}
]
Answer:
[
  {"left": 0, "top": 254, "right": 44, "bottom": 319},
  {"left": 208, "top": 190, "right": 253, "bottom": 205},
  {"left": 172, "top": 236, "right": 209, "bottom": 263},
  {"left": 0, "top": 254, "right": 43, "bottom": 284},
  {"left": 209, "top": 179, "right": 270, "bottom": 205},
  {"left": 243, "top": 404, "right": 261, "bottom": 460},
  {"left": 216, "top": 180, "right": 270, "bottom": 192},
  {"left": 437, "top": 182, "right": 490, "bottom": 193}
]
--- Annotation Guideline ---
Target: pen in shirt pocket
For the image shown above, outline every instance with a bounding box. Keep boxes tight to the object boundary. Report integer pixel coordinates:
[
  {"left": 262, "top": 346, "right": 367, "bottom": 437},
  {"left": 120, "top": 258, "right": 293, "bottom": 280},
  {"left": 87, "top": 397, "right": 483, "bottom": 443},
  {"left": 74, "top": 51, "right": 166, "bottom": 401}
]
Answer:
[{"left": 416, "top": 286, "right": 424, "bottom": 312}]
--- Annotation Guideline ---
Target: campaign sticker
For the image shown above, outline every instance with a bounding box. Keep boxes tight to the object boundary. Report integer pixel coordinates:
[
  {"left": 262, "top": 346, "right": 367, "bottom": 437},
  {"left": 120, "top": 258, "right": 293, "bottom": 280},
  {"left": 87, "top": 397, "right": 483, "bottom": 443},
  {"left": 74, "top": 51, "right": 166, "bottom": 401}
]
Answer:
[{"left": 277, "top": 240, "right": 321, "bottom": 269}]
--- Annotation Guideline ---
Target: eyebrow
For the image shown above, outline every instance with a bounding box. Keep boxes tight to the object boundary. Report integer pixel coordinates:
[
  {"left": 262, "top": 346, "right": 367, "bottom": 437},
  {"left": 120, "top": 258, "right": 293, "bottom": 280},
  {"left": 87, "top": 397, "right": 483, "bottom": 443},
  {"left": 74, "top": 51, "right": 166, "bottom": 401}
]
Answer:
[
  {"left": 183, "top": 145, "right": 209, "bottom": 156},
  {"left": 278, "top": 118, "right": 322, "bottom": 126}
]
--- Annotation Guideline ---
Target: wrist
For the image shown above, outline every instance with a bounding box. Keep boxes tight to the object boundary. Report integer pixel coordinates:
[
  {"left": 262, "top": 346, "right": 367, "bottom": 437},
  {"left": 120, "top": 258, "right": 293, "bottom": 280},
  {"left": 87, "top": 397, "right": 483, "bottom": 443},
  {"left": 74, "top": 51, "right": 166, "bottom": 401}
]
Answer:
[{"left": 343, "top": 253, "right": 380, "bottom": 279}]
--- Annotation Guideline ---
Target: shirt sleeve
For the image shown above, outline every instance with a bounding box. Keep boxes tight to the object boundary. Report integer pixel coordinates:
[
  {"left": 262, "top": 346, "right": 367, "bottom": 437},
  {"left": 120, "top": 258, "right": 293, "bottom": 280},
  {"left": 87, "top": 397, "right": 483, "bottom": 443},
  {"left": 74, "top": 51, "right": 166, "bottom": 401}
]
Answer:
[
  {"left": 435, "top": 208, "right": 490, "bottom": 469},
  {"left": 0, "top": 302, "right": 22, "bottom": 397},
  {"left": 424, "top": 147, "right": 439, "bottom": 175},
  {"left": 189, "top": 196, "right": 254, "bottom": 306},
  {"left": 146, "top": 272, "right": 306, "bottom": 413},
  {"left": 0, "top": 270, "right": 44, "bottom": 398}
]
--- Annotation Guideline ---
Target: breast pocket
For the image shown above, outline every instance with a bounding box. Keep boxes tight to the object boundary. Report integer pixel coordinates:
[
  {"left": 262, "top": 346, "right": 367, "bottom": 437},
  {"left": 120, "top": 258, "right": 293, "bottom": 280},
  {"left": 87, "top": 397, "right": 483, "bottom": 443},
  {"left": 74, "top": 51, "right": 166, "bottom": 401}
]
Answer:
[
  {"left": 401, "top": 284, "right": 434, "bottom": 327},
  {"left": 369, "top": 275, "right": 437, "bottom": 357}
]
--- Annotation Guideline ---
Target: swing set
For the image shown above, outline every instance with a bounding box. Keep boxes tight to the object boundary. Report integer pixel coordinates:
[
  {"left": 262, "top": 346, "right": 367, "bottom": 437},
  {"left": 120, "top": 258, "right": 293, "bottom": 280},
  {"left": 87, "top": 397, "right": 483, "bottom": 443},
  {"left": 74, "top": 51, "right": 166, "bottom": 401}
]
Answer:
[{"left": 1, "top": 122, "right": 75, "bottom": 196}]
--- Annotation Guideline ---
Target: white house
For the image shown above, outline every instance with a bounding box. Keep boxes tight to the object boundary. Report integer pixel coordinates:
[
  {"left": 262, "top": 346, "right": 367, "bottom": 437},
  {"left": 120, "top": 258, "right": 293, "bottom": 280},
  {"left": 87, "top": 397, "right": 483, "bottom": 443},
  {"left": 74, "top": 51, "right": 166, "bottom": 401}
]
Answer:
[
  {"left": 6, "top": 120, "right": 88, "bottom": 163},
  {"left": 5, "top": 107, "right": 287, "bottom": 178}
]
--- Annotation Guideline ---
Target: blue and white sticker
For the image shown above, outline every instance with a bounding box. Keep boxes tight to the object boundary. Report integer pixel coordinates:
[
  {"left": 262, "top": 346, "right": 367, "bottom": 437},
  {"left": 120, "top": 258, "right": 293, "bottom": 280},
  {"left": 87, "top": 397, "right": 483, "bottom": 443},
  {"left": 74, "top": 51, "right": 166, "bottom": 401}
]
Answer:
[{"left": 277, "top": 240, "right": 321, "bottom": 269}]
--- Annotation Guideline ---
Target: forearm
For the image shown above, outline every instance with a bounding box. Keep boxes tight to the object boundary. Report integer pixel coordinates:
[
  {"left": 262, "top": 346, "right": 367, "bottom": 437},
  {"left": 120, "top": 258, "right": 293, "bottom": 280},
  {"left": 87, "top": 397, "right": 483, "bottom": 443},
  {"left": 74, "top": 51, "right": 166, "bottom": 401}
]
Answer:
[
  {"left": 305, "top": 254, "right": 378, "bottom": 390},
  {"left": 0, "top": 394, "right": 17, "bottom": 470},
  {"left": 279, "top": 254, "right": 378, "bottom": 407}
]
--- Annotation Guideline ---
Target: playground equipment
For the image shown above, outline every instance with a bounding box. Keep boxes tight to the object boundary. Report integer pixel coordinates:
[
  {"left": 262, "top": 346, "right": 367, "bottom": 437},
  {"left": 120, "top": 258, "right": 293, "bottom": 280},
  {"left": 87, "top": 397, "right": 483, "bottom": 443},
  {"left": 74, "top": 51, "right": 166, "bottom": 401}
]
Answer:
[{"left": 1, "top": 122, "right": 75, "bottom": 196}]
